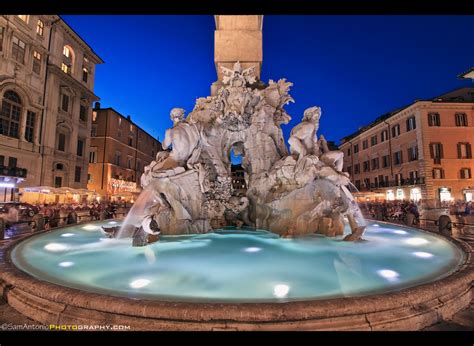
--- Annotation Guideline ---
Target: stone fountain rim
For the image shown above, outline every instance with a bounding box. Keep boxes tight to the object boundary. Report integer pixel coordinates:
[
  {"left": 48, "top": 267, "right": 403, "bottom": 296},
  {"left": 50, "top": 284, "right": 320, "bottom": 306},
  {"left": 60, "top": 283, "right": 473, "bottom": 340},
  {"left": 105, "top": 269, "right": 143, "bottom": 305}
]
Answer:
[{"left": 0, "top": 224, "right": 472, "bottom": 330}]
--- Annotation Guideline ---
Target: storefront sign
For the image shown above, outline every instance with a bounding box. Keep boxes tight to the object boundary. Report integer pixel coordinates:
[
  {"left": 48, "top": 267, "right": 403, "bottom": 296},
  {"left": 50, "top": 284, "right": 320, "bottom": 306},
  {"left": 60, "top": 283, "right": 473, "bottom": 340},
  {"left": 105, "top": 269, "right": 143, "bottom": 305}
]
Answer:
[{"left": 109, "top": 178, "right": 137, "bottom": 194}]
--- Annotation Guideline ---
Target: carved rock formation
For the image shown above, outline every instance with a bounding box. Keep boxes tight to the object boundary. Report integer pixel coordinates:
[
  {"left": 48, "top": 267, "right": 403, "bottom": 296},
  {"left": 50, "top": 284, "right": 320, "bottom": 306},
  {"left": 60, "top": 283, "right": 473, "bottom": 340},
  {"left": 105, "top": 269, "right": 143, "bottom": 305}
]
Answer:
[{"left": 120, "top": 62, "right": 366, "bottom": 243}]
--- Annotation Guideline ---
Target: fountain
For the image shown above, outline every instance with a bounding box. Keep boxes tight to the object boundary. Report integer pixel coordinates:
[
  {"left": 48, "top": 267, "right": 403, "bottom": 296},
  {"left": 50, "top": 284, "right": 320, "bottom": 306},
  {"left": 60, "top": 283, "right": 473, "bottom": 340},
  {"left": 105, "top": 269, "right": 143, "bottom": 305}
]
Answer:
[
  {"left": 1, "top": 26, "right": 472, "bottom": 332},
  {"left": 110, "top": 62, "right": 366, "bottom": 246}
]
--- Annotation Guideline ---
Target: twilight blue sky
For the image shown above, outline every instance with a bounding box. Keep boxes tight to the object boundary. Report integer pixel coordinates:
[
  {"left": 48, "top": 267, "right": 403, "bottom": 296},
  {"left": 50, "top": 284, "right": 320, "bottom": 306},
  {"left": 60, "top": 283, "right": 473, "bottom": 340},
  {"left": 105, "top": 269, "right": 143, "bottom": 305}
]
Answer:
[{"left": 62, "top": 15, "right": 474, "bottom": 144}]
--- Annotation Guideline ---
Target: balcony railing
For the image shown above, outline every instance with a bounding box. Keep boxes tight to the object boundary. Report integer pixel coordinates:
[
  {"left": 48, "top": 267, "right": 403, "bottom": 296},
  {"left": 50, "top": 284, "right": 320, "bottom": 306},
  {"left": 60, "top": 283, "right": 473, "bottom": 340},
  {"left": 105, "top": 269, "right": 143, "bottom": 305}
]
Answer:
[
  {"left": 357, "top": 177, "right": 425, "bottom": 191},
  {"left": 0, "top": 166, "right": 28, "bottom": 178}
]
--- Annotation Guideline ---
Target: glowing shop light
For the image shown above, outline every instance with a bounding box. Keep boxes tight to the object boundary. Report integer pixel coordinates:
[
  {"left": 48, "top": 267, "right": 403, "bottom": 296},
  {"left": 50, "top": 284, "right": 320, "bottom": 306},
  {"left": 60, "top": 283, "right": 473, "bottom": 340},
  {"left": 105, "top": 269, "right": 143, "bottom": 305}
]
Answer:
[
  {"left": 82, "top": 224, "right": 100, "bottom": 231},
  {"left": 377, "top": 269, "right": 400, "bottom": 281},
  {"left": 58, "top": 261, "right": 74, "bottom": 267},
  {"left": 244, "top": 247, "right": 262, "bottom": 253},
  {"left": 61, "top": 233, "right": 75, "bottom": 237},
  {"left": 393, "top": 230, "right": 408, "bottom": 235},
  {"left": 405, "top": 237, "right": 429, "bottom": 246},
  {"left": 0, "top": 182, "right": 15, "bottom": 188},
  {"left": 413, "top": 252, "right": 434, "bottom": 258},
  {"left": 130, "top": 279, "right": 151, "bottom": 289},
  {"left": 44, "top": 243, "right": 68, "bottom": 252},
  {"left": 273, "top": 284, "right": 290, "bottom": 298}
]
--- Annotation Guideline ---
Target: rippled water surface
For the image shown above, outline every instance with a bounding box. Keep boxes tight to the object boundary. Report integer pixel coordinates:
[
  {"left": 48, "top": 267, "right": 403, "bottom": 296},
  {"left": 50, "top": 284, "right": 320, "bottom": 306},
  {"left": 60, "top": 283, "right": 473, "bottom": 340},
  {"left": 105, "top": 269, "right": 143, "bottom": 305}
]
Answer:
[{"left": 11, "top": 221, "right": 464, "bottom": 302}]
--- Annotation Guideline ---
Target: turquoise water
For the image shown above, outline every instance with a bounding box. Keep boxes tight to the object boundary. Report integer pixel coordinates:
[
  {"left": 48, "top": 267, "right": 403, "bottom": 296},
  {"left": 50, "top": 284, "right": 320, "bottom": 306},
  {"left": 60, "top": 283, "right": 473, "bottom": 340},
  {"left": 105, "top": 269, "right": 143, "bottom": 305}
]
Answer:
[{"left": 11, "top": 221, "right": 464, "bottom": 303}]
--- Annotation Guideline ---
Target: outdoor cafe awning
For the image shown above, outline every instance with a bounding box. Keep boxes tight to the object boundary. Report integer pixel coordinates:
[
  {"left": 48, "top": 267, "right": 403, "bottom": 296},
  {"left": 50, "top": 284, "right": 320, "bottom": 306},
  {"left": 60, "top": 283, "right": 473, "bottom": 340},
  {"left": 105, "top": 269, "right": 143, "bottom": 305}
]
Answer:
[{"left": 22, "top": 186, "right": 97, "bottom": 195}]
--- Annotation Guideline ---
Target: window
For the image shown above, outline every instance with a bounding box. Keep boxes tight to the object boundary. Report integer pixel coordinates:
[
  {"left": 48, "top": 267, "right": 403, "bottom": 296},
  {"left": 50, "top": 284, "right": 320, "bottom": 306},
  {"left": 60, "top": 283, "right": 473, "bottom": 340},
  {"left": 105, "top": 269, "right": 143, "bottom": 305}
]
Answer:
[
  {"left": 363, "top": 160, "right": 370, "bottom": 172},
  {"left": 63, "top": 46, "right": 71, "bottom": 58},
  {"left": 433, "top": 168, "right": 444, "bottom": 179},
  {"left": 128, "top": 136, "right": 133, "bottom": 146},
  {"left": 17, "top": 15, "right": 29, "bottom": 23},
  {"left": 460, "top": 168, "right": 472, "bottom": 179},
  {"left": 117, "top": 130, "right": 122, "bottom": 138},
  {"left": 92, "top": 111, "right": 97, "bottom": 122},
  {"left": 370, "top": 135, "right": 377, "bottom": 146},
  {"left": 457, "top": 143, "right": 472, "bottom": 159},
  {"left": 371, "top": 158, "right": 379, "bottom": 170},
  {"left": 76, "top": 139, "right": 84, "bottom": 157},
  {"left": 0, "top": 27, "right": 5, "bottom": 52},
  {"left": 455, "top": 113, "right": 468, "bottom": 127},
  {"left": 137, "top": 160, "right": 141, "bottom": 172},
  {"left": 382, "top": 155, "right": 390, "bottom": 168},
  {"left": 56, "top": 163, "right": 64, "bottom": 170},
  {"left": 378, "top": 175, "right": 384, "bottom": 186},
  {"left": 406, "top": 116, "right": 416, "bottom": 131},
  {"left": 36, "top": 20, "right": 44, "bottom": 36},
  {"left": 54, "top": 176, "right": 62, "bottom": 188},
  {"left": 430, "top": 143, "right": 443, "bottom": 159},
  {"left": 130, "top": 124, "right": 133, "bottom": 132},
  {"left": 82, "top": 67, "right": 88, "bottom": 83},
  {"left": 8, "top": 157, "right": 17, "bottom": 168},
  {"left": 0, "top": 155, "right": 4, "bottom": 166},
  {"left": 12, "top": 36, "right": 26, "bottom": 64},
  {"left": 374, "top": 177, "right": 379, "bottom": 187},
  {"left": 362, "top": 140, "right": 368, "bottom": 150},
  {"left": 115, "top": 151, "right": 121, "bottom": 166},
  {"left": 61, "top": 63, "right": 69, "bottom": 74},
  {"left": 428, "top": 112, "right": 440, "bottom": 126},
  {"left": 355, "top": 180, "right": 361, "bottom": 190},
  {"left": 347, "top": 148, "right": 351, "bottom": 156},
  {"left": 393, "top": 151, "right": 403, "bottom": 165},
  {"left": 32, "top": 51, "right": 41, "bottom": 74},
  {"left": 391, "top": 124, "right": 400, "bottom": 138},
  {"left": 25, "top": 111, "right": 35, "bottom": 143},
  {"left": 88, "top": 174, "right": 92, "bottom": 183},
  {"left": 364, "top": 178, "right": 370, "bottom": 188},
  {"left": 395, "top": 173, "right": 403, "bottom": 185},
  {"left": 79, "top": 105, "right": 87, "bottom": 122},
  {"left": 346, "top": 166, "right": 352, "bottom": 175},
  {"left": 354, "top": 163, "right": 360, "bottom": 174},
  {"left": 127, "top": 157, "right": 132, "bottom": 169},
  {"left": 91, "top": 125, "right": 97, "bottom": 137},
  {"left": 89, "top": 149, "right": 97, "bottom": 163},
  {"left": 118, "top": 117, "right": 122, "bottom": 126},
  {"left": 57, "top": 133, "right": 66, "bottom": 151},
  {"left": 74, "top": 166, "right": 81, "bottom": 183},
  {"left": 408, "top": 146, "right": 418, "bottom": 161},
  {"left": 353, "top": 144, "right": 359, "bottom": 153},
  {"left": 61, "top": 93, "right": 69, "bottom": 112},
  {"left": 0, "top": 91, "right": 22, "bottom": 138},
  {"left": 381, "top": 130, "right": 389, "bottom": 142},
  {"left": 152, "top": 150, "right": 155, "bottom": 158},
  {"left": 409, "top": 171, "right": 419, "bottom": 181}
]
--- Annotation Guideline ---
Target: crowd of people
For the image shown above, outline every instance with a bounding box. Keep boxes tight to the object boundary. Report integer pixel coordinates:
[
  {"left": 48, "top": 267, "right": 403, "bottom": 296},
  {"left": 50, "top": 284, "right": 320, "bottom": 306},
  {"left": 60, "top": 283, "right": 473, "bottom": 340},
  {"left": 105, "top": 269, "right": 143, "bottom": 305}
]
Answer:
[
  {"left": 1, "top": 201, "right": 130, "bottom": 232},
  {"left": 360, "top": 199, "right": 473, "bottom": 225},
  {"left": 360, "top": 200, "right": 421, "bottom": 225}
]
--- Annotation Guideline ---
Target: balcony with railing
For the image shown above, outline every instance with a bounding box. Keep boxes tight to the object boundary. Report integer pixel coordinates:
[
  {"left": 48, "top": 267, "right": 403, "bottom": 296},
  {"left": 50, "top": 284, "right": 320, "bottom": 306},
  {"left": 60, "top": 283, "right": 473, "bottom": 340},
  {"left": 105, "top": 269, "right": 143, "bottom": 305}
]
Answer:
[
  {"left": 0, "top": 165, "right": 27, "bottom": 179},
  {"left": 357, "top": 177, "right": 425, "bottom": 191}
]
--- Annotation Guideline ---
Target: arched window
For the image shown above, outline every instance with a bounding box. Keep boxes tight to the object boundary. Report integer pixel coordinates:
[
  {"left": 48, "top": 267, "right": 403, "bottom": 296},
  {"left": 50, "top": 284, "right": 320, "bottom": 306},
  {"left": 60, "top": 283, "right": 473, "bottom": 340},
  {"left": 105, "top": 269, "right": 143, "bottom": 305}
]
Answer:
[
  {"left": 62, "top": 45, "right": 74, "bottom": 74},
  {"left": 36, "top": 20, "right": 44, "bottom": 36},
  {"left": 0, "top": 91, "right": 22, "bottom": 138}
]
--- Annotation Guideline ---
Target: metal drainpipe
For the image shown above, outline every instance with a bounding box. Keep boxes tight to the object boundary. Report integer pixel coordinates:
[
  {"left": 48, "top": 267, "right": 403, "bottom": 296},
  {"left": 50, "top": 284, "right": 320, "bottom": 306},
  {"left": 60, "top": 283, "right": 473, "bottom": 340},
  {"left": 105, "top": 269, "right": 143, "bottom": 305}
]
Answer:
[
  {"left": 384, "top": 120, "right": 393, "bottom": 178},
  {"left": 39, "top": 17, "right": 60, "bottom": 186},
  {"left": 100, "top": 109, "right": 107, "bottom": 197}
]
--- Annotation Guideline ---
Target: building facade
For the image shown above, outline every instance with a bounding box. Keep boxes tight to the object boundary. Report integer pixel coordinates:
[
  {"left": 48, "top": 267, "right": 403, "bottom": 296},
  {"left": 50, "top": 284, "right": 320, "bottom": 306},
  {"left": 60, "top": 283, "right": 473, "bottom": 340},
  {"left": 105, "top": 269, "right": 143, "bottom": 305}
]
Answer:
[
  {"left": 87, "top": 105, "right": 162, "bottom": 202},
  {"left": 340, "top": 87, "right": 474, "bottom": 203},
  {"left": 230, "top": 164, "right": 247, "bottom": 196},
  {"left": 0, "top": 15, "right": 103, "bottom": 203}
]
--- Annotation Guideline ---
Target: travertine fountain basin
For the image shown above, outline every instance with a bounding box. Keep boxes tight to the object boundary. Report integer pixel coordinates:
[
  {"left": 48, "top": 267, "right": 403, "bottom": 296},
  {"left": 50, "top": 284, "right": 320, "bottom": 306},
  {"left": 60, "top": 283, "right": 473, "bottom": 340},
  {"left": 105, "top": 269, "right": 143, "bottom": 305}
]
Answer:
[{"left": 1, "top": 220, "right": 471, "bottom": 331}]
